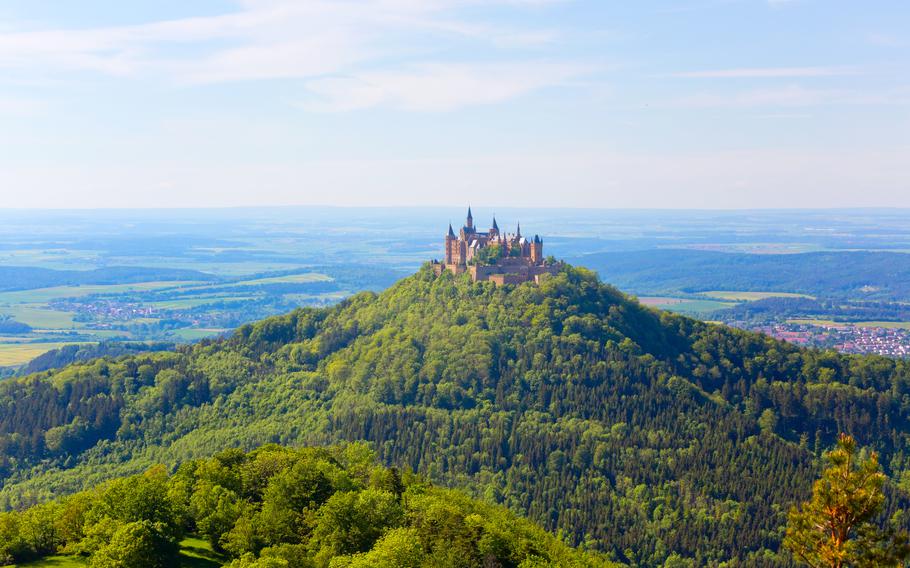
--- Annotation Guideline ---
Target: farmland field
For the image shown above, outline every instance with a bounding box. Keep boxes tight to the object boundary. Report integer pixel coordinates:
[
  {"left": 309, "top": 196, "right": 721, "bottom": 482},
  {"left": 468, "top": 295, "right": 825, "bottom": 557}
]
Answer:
[
  {"left": 0, "top": 342, "right": 89, "bottom": 366},
  {"left": 702, "top": 290, "right": 815, "bottom": 301}
]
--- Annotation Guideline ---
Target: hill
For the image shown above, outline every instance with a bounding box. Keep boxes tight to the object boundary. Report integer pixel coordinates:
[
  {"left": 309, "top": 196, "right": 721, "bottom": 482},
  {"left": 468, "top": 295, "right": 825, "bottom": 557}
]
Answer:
[
  {"left": 1, "top": 443, "right": 606, "bottom": 567},
  {"left": 1, "top": 264, "right": 909, "bottom": 566}
]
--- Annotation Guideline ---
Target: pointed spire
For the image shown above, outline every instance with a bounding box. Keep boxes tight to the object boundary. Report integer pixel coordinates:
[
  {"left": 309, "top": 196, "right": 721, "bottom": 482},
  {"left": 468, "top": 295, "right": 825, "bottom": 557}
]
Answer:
[
  {"left": 466, "top": 206, "right": 473, "bottom": 229},
  {"left": 448, "top": 223, "right": 455, "bottom": 238},
  {"left": 516, "top": 222, "right": 521, "bottom": 237},
  {"left": 492, "top": 216, "right": 499, "bottom": 231}
]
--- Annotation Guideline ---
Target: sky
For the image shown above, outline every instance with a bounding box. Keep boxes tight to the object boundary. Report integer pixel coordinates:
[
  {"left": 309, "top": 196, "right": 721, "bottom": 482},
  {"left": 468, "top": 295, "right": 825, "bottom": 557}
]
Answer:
[{"left": 0, "top": 0, "right": 907, "bottom": 209}]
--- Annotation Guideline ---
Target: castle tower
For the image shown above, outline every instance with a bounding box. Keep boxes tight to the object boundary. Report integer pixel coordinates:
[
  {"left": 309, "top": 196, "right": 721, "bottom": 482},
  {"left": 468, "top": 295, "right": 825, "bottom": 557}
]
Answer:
[
  {"left": 466, "top": 206, "right": 474, "bottom": 230},
  {"left": 489, "top": 216, "right": 499, "bottom": 238},
  {"left": 531, "top": 234, "right": 543, "bottom": 264},
  {"left": 445, "top": 223, "right": 456, "bottom": 264}
]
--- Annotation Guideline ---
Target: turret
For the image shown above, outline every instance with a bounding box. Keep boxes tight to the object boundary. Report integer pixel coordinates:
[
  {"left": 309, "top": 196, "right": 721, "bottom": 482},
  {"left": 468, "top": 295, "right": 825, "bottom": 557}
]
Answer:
[
  {"left": 530, "top": 234, "right": 543, "bottom": 264},
  {"left": 445, "top": 223, "right": 456, "bottom": 264},
  {"left": 490, "top": 216, "right": 499, "bottom": 237},
  {"left": 466, "top": 206, "right": 474, "bottom": 230}
]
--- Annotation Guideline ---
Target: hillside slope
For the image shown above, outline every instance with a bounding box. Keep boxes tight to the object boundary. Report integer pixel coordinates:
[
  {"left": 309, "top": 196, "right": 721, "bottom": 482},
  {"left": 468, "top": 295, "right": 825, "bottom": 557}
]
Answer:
[{"left": 1, "top": 265, "right": 909, "bottom": 566}]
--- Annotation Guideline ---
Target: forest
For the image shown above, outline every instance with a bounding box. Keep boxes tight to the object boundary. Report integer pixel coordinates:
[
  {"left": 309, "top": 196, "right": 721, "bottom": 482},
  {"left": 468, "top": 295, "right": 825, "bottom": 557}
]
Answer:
[
  {"left": 0, "top": 443, "right": 608, "bottom": 567},
  {"left": 578, "top": 250, "right": 910, "bottom": 301},
  {"left": 1, "top": 264, "right": 909, "bottom": 566}
]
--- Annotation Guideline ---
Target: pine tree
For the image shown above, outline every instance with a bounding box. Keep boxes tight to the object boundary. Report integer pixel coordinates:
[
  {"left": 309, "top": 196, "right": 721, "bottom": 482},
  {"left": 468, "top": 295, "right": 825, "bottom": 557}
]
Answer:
[{"left": 784, "top": 434, "right": 910, "bottom": 567}]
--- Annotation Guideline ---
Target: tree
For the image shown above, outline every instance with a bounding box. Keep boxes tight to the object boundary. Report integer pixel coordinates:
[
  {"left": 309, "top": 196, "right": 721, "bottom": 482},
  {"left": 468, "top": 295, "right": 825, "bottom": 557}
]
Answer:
[
  {"left": 758, "top": 409, "right": 778, "bottom": 435},
  {"left": 89, "top": 520, "right": 179, "bottom": 568},
  {"left": 784, "top": 434, "right": 910, "bottom": 568}
]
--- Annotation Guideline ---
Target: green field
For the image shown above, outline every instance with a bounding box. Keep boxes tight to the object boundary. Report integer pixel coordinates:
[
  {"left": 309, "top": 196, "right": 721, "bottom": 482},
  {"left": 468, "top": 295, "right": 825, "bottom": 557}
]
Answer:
[
  {"left": 658, "top": 299, "right": 736, "bottom": 314},
  {"left": 0, "top": 269, "right": 346, "bottom": 370},
  {"left": 14, "top": 537, "right": 225, "bottom": 567},
  {"left": 170, "top": 328, "right": 231, "bottom": 340},
  {"left": 0, "top": 305, "right": 77, "bottom": 329},
  {"left": 702, "top": 290, "right": 815, "bottom": 301},
  {"left": 0, "top": 342, "right": 90, "bottom": 366}
]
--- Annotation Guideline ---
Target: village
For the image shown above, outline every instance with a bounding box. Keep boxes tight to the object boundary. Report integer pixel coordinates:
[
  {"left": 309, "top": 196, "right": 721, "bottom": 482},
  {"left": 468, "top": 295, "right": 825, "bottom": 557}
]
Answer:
[{"left": 732, "top": 320, "right": 910, "bottom": 358}]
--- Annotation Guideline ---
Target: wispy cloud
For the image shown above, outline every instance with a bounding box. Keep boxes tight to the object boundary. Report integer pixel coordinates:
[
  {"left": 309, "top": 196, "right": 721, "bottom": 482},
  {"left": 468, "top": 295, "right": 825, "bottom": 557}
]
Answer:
[
  {"left": 0, "top": 0, "right": 587, "bottom": 110},
  {"left": 301, "top": 61, "right": 588, "bottom": 111},
  {"left": 0, "top": 1, "right": 579, "bottom": 88},
  {"left": 669, "top": 66, "right": 858, "bottom": 79}
]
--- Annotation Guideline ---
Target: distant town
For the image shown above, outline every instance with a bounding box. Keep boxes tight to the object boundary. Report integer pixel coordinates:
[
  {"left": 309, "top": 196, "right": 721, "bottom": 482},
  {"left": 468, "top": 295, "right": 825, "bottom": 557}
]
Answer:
[{"left": 729, "top": 320, "right": 910, "bottom": 358}]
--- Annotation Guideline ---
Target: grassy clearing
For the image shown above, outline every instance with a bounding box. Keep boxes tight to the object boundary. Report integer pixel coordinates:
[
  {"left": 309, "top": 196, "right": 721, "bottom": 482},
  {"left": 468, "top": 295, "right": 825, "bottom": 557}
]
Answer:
[
  {"left": 14, "top": 556, "right": 87, "bottom": 567},
  {"left": 14, "top": 537, "right": 226, "bottom": 567},
  {"left": 0, "top": 342, "right": 91, "bottom": 367},
  {"left": 233, "top": 272, "right": 332, "bottom": 285},
  {"left": 701, "top": 290, "right": 815, "bottom": 301},
  {"left": 177, "top": 536, "right": 227, "bottom": 567},
  {"left": 0, "top": 306, "right": 77, "bottom": 329},
  {"left": 170, "top": 328, "right": 230, "bottom": 341},
  {"left": 661, "top": 299, "right": 736, "bottom": 314}
]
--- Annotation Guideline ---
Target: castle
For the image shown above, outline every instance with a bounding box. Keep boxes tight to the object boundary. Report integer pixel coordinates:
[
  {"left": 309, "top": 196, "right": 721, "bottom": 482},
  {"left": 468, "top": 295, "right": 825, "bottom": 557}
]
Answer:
[{"left": 432, "top": 207, "right": 559, "bottom": 284}]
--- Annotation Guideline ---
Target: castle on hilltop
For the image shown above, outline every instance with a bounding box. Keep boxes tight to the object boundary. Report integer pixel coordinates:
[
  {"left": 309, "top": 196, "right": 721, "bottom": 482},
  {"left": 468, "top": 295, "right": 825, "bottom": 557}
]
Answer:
[{"left": 432, "top": 207, "right": 559, "bottom": 284}]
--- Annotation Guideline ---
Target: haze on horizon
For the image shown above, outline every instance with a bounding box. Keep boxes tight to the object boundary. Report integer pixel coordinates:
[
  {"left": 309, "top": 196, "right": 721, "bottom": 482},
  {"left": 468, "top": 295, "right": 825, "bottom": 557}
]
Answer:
[{"left": 0, "top": 0, "right": 907, "bottom": 210}]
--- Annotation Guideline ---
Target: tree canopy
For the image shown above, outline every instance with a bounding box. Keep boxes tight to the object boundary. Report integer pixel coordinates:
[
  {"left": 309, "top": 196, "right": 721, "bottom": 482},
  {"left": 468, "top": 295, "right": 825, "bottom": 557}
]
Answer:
[
  {"left": 1, "top": 264, "right": 910, "bottom": 565},
  {"left": 0, "top": 444, "right": 610, "bottom": 567}
]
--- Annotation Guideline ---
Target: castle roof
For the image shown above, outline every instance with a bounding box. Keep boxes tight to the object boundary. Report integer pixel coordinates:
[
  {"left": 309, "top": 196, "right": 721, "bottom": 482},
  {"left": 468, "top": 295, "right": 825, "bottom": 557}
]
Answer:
[
  {"left": 448, "top": 223, "right": 456, "bottom": 237},
  {"left": 492, "top": 216, "right": 499, "bottom": 231}
]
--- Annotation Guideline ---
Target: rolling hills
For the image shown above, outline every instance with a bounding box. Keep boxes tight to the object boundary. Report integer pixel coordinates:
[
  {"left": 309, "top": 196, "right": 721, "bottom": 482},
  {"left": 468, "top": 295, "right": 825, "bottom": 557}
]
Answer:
[{"left": 1, "top": 264, "right": 909, "bottom": 566}]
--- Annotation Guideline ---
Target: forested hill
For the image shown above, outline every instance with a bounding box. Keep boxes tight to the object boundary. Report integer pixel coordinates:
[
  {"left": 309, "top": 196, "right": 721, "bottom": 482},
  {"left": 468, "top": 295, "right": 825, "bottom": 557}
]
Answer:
[{"left": 1, "top": 264, "right": 910, "bottom": 566}]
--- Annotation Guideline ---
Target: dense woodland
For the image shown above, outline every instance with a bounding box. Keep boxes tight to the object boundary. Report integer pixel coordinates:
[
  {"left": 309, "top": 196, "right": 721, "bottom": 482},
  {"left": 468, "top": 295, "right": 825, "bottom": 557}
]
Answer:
[
  {"left": 0, "top": 443, "right": 607, "bottom": 566},
  {"left": 579, "top": 249, "right": 910, "bottom": 300},
  {"left": 715, "top": 296, "right": 910, "bottom": 323},
  {"left": 1, "top": 265, "right": 910, "bottom": 566}
]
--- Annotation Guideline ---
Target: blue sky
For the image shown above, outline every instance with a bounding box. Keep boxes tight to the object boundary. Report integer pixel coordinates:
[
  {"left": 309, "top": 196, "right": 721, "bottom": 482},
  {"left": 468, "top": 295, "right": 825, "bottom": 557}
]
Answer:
[{"left": 0, "top": 0, "right": 907, "bottom": 209}]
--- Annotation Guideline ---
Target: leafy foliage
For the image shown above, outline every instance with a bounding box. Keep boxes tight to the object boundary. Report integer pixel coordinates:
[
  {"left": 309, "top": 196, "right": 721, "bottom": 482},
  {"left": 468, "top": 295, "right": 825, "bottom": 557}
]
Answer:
[
  {"left": 0, "top": 444, "right": 608, "bottom": 567},
  {"left": 2, "top": 264, "right": 910, "bottom": 566}
]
